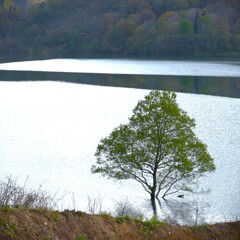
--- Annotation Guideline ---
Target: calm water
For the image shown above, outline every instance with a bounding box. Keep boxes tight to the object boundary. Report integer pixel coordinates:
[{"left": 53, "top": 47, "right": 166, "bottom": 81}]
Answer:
[
  {"left": 0, "top": 58, "right": 240, "bottom": 77},
  {"left": 0, "top": 59, "right": 239, "bottom": 225}
]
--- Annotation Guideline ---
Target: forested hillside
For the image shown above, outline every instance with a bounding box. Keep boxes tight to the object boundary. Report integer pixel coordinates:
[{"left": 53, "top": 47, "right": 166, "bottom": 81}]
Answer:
[{"left": 0, "top": 0, "right": 240, "bottom": 58}]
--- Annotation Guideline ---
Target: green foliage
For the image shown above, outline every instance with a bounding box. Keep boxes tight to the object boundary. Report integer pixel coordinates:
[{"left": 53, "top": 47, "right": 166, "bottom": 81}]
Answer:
[
  {"left": 190, "top": 224, "right": 211, "bottom": 231},
  {"left": 99, "top": 213, "right": 113, "bottom": 220},
  {"left": 75, "top": 236, "right": 87, "bottom": 240},
  {"left": 0, "top": 216, "right": 18, "bottom": 239},
  {"left": 179, "top": 18, "right": 194, "bottom": 34},
  {"left": 62, "top": 210, "right": 86, "bottom": 219},
  {"left": 139, "top": 225, "right": 152, "bottom": 237},
  {"left": 51, "top": 212, "right": 60, "bottom": 222},
  {"left": 92, "top": 91, "right": 215, "bottom": 200},
  {"left": 76, "top": 211, "right": 86, "bottom": 217},
  {"left": 138, "top": 216, "right": 165, "bottom": 237},
  {"left": 0, "top": 0, "right": 240, "bottom": 57},
  {"left": 1, "top": 205, "right": 13, "bottom": 214},
  {"left": 141, "top": 216, "right": 165, "bottom": 229},
  {"left": 116, "top": 215, "right": 131, "bottom": 224}
]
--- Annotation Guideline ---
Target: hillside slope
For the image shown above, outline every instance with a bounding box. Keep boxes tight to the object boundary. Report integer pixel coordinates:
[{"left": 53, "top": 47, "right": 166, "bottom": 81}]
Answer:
[{"left": 0, "top": 0, "right": 240, "bottom": 58}]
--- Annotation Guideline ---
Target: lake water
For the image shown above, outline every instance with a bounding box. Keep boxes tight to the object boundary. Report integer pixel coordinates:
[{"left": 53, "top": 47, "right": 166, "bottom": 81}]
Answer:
[
  {"left": 0, "top": 59, "right": 239, "bottom": 225},
  {"left": 0, "top": 58, "right": 240, "bottom": 77}
]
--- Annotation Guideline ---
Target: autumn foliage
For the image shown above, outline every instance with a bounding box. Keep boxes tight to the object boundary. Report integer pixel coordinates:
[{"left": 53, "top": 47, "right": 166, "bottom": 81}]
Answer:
[{"left": 0, "top": 0, "right": 240, "bottom": 58}]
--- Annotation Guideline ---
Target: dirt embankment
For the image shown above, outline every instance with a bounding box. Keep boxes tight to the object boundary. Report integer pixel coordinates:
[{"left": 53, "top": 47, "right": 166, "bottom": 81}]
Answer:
[{"left": 0, "top": 208, "right": 240, "bottom": 240}]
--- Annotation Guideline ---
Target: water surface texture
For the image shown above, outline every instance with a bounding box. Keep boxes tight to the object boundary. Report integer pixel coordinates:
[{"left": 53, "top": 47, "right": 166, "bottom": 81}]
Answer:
[
  {"left": 0, "top": 81, "right": 239, "bottom": 225},
  {"left": 1, "top": 59, "right": 240, "bottom": 98},
  {"left": 0, "top": 59, "right": 240, "bottom": 77}
]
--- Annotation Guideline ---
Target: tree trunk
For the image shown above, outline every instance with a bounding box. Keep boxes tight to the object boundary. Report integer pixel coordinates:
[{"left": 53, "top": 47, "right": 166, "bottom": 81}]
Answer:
[
  {"left": 151, "top": 184, "right": 157, "bottom": 215},
  {"left": 151, "top": 167, "right": 158, "bottom": 215},
  {"left": 151, "top": 193, "right": 157, "bottom": 216}
]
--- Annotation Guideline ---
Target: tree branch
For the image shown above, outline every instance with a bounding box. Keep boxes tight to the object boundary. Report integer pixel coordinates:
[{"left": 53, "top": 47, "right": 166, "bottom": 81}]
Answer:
[{"left": 161, "top": 173, "right": 187, "bottom": 198}]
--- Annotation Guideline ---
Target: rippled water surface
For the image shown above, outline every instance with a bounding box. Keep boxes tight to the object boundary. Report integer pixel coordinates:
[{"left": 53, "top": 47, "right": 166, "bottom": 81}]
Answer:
[{"left": 0, "top": 81, "right": 239, "bottom": 225}]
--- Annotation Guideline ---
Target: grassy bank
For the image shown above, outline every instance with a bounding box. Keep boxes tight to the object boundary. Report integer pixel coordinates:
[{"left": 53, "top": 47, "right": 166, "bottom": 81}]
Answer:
[{"left": 0, "top": 208, "right": 239, "bottom": 240}]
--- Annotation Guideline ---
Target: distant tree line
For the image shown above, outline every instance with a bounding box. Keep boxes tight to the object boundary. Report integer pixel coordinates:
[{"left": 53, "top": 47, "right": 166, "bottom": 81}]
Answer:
[{"left": 0, "top": 0, "right": 240, "bottom": 58}]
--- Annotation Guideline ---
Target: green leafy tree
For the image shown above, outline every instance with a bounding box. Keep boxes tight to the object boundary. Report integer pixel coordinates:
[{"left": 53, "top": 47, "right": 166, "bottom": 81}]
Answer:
[
  {"left": 179, "top": 18, "right": 193, "bottom": 34},
  {"left": 91, "top": 91, "right": 215, "bottom": 210}
]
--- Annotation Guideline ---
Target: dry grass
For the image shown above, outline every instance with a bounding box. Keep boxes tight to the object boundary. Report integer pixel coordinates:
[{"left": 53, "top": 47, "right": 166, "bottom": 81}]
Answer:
[{"left": 0, "top": 176, "right": 58, "bottom": 210}]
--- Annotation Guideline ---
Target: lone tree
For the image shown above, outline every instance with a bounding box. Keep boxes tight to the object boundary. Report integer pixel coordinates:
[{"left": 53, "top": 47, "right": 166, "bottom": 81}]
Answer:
[{"left": 91, "top": 91, "right": 215, "bottom": 209}]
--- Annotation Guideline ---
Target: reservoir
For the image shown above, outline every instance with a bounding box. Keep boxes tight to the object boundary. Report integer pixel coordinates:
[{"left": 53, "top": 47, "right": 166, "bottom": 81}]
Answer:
[{"left": 0, "top": 59, "right": 239, "bottom": 225}]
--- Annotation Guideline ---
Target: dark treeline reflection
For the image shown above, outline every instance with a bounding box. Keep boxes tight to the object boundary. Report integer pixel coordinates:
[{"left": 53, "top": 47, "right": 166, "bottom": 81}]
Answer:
[{"left": 0, "top": 70, "right": 240, "bottom": 98}]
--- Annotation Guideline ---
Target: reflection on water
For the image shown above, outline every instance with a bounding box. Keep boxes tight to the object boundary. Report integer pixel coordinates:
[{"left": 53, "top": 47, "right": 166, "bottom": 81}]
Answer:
[
  {"left": 0, "top": 70, "right": 240, "bottom": 98},
  {"left": 156, "top": 196, "right": 210, "bottom": 225},
  {"left": 0, "top": 59, "right": 240, "bottom": 98}
]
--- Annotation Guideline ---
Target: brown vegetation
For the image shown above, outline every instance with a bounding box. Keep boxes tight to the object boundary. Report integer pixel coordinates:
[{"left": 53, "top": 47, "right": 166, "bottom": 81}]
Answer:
[{"left": 0, "top": 208, "right": 239, "bottom": 240}]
